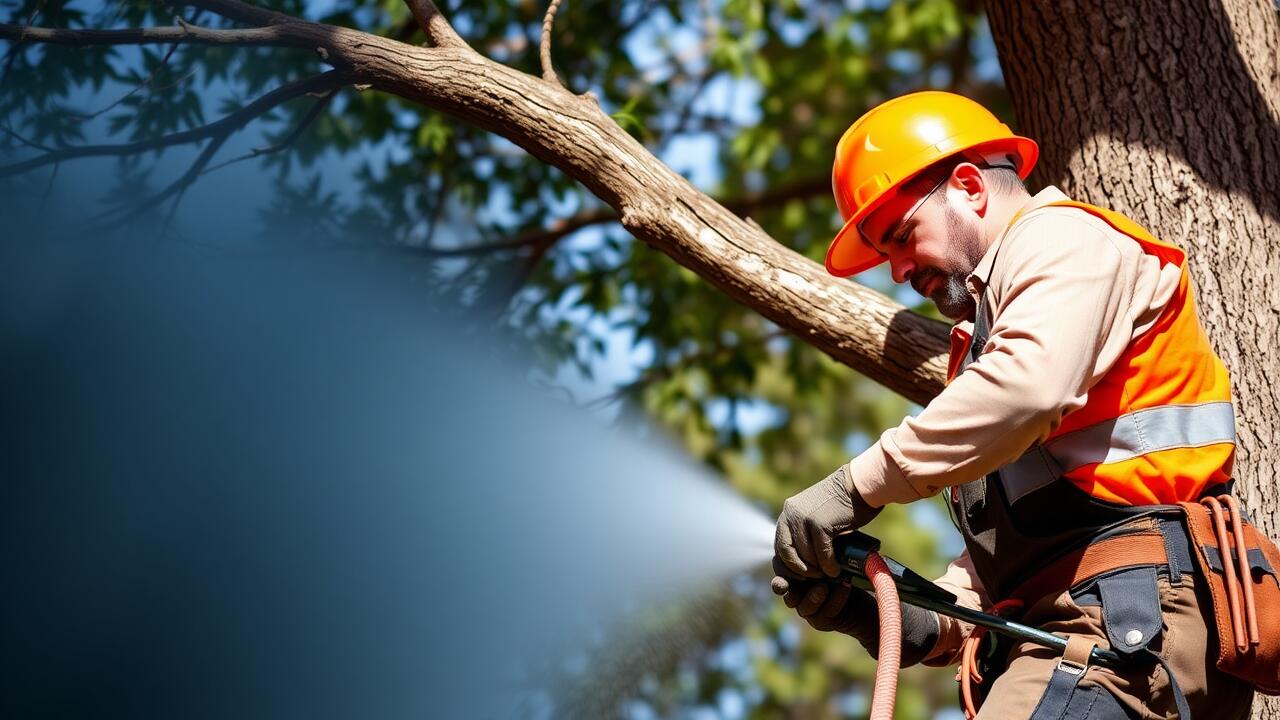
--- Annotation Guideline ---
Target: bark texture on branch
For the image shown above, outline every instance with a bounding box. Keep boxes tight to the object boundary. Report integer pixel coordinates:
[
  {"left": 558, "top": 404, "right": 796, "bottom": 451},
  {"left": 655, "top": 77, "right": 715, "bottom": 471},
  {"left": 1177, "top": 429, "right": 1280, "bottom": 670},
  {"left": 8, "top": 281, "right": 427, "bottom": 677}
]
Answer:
[
  {"left": 986, "top": 2, "right": 1280, "bottom": 714},
  {"left": 107, "top": 4, "right": 951, "bottom": 405},
  {"left": 6, "top": 1, "right": 950, "bottom": 404},
  {"left": 338, "top": 35, "right": 949, "bottom": 403}
]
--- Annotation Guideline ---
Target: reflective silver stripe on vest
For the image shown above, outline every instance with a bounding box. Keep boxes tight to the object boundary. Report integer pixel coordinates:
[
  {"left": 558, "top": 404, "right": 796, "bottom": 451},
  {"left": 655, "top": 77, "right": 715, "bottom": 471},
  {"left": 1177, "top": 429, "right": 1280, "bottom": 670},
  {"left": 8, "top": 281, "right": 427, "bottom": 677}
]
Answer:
[{"left": 1001, "top": 401, "right": 1237, "bottom": 505}]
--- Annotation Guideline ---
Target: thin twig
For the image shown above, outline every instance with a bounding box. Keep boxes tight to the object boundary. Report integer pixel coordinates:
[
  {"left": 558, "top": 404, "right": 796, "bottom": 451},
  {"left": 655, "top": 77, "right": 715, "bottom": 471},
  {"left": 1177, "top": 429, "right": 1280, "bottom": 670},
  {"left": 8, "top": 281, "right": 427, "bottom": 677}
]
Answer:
[
  {"left": 79, "top": 75, "right": 347, "bottom": 232},
  {"left": 421, "top": 231, "right": 557, "bottom": 257},
  {"left": 422, "top": 208, "right": 610, "bottom": 257},
  {"left": 73, "top": 44, "right": 184, "bottom": 121},
  {"left": 402, "top": 0, "right": 467, "bottom": 49},
  {"left": 89, "top": 129, "right": 232, "bottom": 230},
  {"left": 0, "top": 22, "right": 307, "bottom": 47},
  {"left": 0, "top": 0, "right": 48, "bottom": 86},
  {"left": 0, "top": 71, "right": 347, "bottom": 178},
  {"left": 583, "top": 329, "right": 789, "bottom": 410},
  {"left": 199, "top": 88, "right": 338, "bottom": 176},
  {"left": 540, "top": 0, "right": 564, "bottom": 85},
  {"left": 73, "top": 9, "right": 208, "bottom": 122},
  {"left": 1, "top": 123, "right": 53, "bottom": 152}
]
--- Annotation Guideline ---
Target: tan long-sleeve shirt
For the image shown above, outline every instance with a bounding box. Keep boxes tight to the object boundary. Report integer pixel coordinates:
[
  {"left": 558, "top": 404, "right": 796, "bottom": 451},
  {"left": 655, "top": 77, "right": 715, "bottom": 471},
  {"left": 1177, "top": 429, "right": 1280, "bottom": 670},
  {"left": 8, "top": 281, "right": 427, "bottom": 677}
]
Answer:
[{"left": 841, "top": 186, "right": 1184, "bottom": 662}]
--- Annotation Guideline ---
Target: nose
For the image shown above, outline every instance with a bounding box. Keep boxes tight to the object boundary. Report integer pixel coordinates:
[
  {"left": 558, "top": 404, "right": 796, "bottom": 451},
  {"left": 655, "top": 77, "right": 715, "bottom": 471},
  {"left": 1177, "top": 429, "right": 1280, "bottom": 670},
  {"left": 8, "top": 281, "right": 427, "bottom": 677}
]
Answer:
[{"left": 889, "top": 254, "right": 915, "bottom": 285}]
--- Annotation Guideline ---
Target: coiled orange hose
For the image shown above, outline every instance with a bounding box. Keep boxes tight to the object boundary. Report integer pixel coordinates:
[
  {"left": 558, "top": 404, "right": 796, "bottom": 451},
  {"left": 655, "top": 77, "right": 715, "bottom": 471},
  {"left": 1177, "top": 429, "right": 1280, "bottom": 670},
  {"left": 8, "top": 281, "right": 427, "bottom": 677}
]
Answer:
[
  {"left": 1220, "top": 494, "right": 1260, "bottom": 646},
  {"left": 865, "top": 551, "right": 901, "bottom": 720},
  {"left": 957, "top": 598, "right": 1023, "bottom": 719},
  {"left": 1203, "top": 496, "right": 1247, "bottom": 650}
]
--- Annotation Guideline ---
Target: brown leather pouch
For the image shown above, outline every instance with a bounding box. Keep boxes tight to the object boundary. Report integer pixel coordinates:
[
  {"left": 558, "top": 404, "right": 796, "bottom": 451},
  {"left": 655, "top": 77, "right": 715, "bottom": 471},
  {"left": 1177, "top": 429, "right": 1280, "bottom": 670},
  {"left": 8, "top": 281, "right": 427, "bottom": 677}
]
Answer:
[{"left": 1180, "top": 498, "right": 1280, "bottom": 694}]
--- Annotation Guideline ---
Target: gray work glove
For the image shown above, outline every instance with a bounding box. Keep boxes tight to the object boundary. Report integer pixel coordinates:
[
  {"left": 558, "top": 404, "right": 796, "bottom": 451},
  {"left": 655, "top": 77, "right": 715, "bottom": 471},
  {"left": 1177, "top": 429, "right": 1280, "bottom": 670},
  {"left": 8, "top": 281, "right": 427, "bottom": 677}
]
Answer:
[
  {"left": 771, "top": 561, "right": 941, "bottom": 667},
  {"left": 774, "top": 464, "right": 882, "bottom": 578}
]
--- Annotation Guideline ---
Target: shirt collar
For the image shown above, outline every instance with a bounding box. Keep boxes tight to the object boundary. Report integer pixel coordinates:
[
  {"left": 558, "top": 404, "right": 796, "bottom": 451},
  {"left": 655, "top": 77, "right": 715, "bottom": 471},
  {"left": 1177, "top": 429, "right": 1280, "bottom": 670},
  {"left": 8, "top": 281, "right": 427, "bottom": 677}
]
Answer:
[{"left": 966, "top": 185, "right": 1071, "bottom": 296}]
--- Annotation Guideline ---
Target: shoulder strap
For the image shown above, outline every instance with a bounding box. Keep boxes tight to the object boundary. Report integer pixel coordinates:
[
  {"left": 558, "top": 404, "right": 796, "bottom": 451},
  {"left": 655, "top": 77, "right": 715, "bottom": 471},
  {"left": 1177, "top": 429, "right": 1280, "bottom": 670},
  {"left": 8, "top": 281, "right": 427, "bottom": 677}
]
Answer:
[{"left": 970, "top": 292, "right": 990, "bottom": 364}]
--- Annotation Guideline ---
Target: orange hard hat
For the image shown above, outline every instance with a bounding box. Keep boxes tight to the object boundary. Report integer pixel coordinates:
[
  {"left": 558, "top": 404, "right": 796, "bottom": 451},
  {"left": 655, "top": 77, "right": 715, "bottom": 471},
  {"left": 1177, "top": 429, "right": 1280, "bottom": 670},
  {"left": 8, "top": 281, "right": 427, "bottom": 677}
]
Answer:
[{"left": 826, "top": 91, "right": 1039, "bottom": 277}]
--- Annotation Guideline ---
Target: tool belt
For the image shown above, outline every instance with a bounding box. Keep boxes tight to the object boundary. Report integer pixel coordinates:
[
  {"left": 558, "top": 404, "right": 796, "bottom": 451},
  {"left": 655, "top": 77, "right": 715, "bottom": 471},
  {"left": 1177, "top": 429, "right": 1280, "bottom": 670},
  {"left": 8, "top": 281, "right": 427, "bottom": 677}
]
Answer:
[
  {"left": 1181, "top": 495, "right": 1280, "bottom": 695},
  {"left": 960, "top": 498, "right": 1280, "bottom": 718},
  {"left": 993, "top": 496, "right": 1280, "bottom": 695},
  {"left": 958, "top": 515, "right": 1200, "bottom": 718}
]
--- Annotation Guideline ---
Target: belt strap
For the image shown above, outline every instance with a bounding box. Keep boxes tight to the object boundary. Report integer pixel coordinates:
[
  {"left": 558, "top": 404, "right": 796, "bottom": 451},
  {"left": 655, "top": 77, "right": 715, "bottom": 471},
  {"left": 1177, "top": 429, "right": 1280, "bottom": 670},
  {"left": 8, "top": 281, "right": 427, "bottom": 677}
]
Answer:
[
  {"left": 1028, "top": 636, "right": 1096, "bottom": 720},
  {"left": 1009, "top": 531, "right": 1171, "bottom": 606},
  {"left": 1148, "top": 648, "right": 1193, "bottom": 720}
]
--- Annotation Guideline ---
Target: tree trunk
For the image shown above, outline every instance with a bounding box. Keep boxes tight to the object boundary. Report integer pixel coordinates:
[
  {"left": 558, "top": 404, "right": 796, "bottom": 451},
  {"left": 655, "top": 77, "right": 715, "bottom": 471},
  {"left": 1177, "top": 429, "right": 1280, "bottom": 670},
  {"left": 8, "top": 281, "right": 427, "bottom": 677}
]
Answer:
[{"left": 986, "top": 1, "right": 1280, "bottom": 716}]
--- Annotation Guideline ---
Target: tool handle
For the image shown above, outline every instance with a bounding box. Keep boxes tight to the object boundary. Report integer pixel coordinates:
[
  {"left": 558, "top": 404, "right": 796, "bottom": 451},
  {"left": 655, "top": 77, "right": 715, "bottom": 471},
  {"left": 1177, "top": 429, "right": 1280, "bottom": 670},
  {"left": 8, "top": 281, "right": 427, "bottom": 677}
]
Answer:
[{"left": 834, "top": 534, "right": 1128, "bottom": 668}]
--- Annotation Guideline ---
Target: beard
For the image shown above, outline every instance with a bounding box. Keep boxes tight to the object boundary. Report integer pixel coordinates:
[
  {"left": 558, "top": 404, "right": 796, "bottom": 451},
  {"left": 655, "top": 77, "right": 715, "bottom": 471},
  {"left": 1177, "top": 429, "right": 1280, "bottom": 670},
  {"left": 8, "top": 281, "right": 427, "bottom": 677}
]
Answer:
[{"left": 917, "top": 203, "right": 986, "bottom": 321}]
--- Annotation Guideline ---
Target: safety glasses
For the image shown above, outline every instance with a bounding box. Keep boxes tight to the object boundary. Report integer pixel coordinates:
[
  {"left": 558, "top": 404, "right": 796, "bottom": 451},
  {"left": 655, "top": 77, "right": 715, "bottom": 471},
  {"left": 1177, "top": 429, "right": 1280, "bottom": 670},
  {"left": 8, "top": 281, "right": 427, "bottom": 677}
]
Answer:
[
  {"left": 857, "top": 172, "right": 949, "bottom": 252},
  {"left": 856, "top": 161, "right": 1018, "bottom": 251}
]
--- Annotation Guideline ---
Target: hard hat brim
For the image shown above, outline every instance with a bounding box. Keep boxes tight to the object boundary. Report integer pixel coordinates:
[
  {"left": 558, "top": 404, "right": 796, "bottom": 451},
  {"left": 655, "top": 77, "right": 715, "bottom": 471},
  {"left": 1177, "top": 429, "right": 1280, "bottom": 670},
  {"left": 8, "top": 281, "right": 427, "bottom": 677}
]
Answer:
[
  {"left": 824, "top": 135, "right": 1039, "bottom": 278},
  {"left": 826, "top": 215, "right": 885, "bottom": 277}
]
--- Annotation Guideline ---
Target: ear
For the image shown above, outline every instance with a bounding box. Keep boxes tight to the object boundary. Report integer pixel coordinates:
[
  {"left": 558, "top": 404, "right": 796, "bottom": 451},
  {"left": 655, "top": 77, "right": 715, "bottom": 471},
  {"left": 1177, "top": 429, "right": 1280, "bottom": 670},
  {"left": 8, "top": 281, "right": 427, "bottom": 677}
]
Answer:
[{"left": 949, "top": 162, "right": 988, "bottom": 216}]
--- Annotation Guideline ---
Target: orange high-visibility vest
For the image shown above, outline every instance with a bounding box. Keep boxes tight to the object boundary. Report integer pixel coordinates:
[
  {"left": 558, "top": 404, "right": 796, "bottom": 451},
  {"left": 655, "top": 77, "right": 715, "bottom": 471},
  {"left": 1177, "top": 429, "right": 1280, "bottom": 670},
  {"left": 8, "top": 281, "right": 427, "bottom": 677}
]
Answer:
[{"left": 953, "top": 200, "right": 1236, "bottom": 507}]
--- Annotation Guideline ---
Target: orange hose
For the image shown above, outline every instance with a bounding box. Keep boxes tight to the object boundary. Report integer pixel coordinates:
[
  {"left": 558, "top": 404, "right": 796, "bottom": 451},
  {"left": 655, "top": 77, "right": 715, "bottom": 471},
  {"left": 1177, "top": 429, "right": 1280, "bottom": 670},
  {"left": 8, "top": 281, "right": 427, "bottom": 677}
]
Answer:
[
  {"left": 865, "top": 551, "right": 901, "bottom": 720},
  {"left": 1203, "top": 496, "right": 1247, "bottom": 650},
  {"left": 1220, "top": 495, "right": 1260, "bottom": 645},
  {"left": 958, "top": 629, "right": 981, "bottom": 720},
  {"left": 957, "top": 598, "right": 1023, "bottom": 719}
]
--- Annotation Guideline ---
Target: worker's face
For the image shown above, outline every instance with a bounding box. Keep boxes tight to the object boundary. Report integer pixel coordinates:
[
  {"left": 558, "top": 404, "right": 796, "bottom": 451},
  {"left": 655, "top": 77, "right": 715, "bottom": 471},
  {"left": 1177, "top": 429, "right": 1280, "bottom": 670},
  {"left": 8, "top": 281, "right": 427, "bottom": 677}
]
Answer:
[{"left": 860, "top": 168, "right": 987, "bottom": 321}]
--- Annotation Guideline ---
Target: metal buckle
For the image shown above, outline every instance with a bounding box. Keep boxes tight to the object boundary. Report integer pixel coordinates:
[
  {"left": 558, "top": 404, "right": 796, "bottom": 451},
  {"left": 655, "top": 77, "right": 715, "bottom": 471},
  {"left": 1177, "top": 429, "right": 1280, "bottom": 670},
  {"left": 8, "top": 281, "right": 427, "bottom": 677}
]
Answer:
[{"left": 1056, "top": 657, "right": 1087, "bottom": 676}]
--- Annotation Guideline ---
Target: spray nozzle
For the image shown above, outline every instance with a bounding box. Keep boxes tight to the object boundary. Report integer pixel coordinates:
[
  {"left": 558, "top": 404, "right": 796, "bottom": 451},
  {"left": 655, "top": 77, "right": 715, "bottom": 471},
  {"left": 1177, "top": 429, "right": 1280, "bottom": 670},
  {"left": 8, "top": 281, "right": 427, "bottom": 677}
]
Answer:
[{"left": 832, "top": 531, "right": 957, "bottom": 604}]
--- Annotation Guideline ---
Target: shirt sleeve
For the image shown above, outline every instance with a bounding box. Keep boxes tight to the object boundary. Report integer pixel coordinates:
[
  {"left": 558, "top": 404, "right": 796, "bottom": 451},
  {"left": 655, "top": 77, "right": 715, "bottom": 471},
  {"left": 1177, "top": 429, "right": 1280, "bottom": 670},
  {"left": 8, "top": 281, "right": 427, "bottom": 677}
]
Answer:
[
  {"left": 921, "top": 549, "right": 989, "bottom": 667},
  {"left": 849, "top": 211, "right": 1160, "bottom": 507}
]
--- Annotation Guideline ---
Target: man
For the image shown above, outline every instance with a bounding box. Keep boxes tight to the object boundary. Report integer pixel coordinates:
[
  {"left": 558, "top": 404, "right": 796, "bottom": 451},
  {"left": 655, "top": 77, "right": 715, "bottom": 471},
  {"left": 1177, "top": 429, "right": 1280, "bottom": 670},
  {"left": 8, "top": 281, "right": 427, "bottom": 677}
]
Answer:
[{"left": 771, "top": 91, "right": 1256, "bottom": 718}]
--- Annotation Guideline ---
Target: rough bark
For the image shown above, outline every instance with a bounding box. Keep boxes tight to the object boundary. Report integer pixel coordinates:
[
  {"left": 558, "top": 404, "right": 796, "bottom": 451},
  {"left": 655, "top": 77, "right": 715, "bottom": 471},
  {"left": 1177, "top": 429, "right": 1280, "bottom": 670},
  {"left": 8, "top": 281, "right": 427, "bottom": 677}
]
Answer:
[
  {"left": 986, "top": 1, "right": 1280, "bottom": 716},
  {"left": 351, "top": 40, "right": 951, "bottom": 403}
]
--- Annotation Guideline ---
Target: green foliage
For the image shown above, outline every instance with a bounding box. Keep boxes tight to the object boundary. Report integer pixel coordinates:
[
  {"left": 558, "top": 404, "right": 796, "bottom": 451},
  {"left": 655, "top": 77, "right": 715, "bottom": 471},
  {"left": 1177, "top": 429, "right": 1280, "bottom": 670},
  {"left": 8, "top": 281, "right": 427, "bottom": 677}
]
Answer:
[{"left": 1, "top": 0, "right": 1009, "bottom": 715}]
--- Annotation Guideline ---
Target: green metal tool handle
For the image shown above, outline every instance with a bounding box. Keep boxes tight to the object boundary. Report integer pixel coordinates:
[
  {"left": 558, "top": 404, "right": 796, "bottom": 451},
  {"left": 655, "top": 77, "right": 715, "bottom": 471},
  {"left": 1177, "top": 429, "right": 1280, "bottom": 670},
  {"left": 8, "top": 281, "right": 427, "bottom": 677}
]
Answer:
[{"left": 834, "top": 531, "right": 1128, "bottom": 668}]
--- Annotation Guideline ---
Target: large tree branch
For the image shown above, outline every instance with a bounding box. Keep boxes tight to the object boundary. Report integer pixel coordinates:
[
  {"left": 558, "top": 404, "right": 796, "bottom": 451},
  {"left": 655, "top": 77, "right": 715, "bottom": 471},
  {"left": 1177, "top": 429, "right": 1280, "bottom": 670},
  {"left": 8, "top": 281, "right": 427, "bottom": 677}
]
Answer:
[
  {"left": 350, "top": 38, "right": 947, "bottom": 402},
  {"left": 5, "top": 5, "right": 949, "bottom": 404}
]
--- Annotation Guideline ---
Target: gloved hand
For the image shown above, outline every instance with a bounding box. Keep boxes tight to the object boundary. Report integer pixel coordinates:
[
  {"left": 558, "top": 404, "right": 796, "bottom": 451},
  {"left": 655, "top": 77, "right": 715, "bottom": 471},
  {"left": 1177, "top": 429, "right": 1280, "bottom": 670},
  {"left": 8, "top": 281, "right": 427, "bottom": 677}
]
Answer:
[
  {"left": 774, "top": 463, "right": 881, "bottom": 578},
  {"left": 771, "top": 561, "right": 940, "bottom": 667}
]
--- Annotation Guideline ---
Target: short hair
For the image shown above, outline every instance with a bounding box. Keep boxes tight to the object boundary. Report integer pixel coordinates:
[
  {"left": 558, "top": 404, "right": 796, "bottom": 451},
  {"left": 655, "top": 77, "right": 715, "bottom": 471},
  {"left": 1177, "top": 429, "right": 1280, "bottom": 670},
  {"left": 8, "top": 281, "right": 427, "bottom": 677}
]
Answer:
[
  {"left": 909, "top": 156, "right": 1027, "bottom": 203},
  {"left": 981, "top": 164, "right": 1027, "bottom": 196}
]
